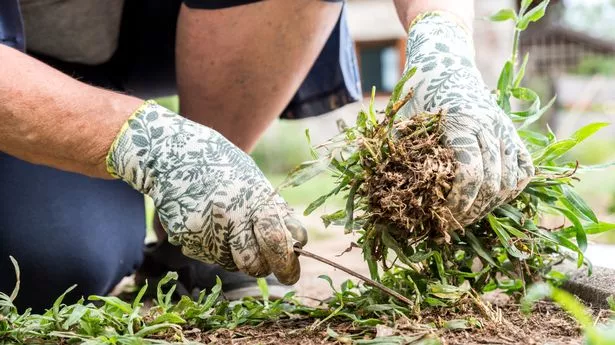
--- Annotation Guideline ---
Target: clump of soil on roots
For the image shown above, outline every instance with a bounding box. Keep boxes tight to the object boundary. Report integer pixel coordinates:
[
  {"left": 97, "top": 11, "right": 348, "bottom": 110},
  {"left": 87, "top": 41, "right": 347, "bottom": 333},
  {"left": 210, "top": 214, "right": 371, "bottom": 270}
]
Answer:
[{"left": 360, "top": 110, "right": 457, "bottom": 255}]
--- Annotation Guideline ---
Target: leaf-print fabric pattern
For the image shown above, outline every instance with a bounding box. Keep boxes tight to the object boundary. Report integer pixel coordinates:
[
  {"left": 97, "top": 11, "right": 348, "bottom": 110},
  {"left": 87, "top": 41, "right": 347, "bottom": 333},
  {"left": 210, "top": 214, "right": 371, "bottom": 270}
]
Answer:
[
  {"left": 399, "top": 12, "right": 535, "bottom": 229},
  {"left": 106, "top": 101, "right": 306, "bottom": 285}
]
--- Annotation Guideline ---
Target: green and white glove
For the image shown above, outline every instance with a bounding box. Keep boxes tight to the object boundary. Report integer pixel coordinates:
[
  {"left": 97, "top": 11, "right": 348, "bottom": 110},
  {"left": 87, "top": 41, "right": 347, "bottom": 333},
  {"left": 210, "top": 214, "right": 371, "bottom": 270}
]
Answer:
[
  {"left": 400, "top": 12, "right": 534, "bottom": 229},
  {"left": 106, "top": 101, "right": 307, "bottom": 285}
]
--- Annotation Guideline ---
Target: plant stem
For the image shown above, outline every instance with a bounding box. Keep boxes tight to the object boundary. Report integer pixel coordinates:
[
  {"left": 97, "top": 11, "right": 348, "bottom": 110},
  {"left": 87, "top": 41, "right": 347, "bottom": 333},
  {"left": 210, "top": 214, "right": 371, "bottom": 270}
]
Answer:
[
  {"left": 511, "top": 28, "right": 521, "bottom": 70},
  {"left": 294, "top": 247, "right": 413, "bottom": 306}
]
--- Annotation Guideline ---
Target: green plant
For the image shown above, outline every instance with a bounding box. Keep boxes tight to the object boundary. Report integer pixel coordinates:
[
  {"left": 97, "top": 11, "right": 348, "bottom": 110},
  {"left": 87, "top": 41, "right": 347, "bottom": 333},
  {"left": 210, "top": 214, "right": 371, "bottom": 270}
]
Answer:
[
  {"left": 280, "top": 0, "right": 615, "bottom": 308},
  {"left": 0, "top": 257, "right": 457, "bottom": 344}
]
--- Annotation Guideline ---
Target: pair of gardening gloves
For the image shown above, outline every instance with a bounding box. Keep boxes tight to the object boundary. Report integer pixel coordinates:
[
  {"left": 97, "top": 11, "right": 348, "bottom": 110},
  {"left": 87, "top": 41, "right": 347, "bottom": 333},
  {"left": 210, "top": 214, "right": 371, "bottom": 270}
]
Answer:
[{"left": 106, "top": 12, "right": 534, "bottom": 286}]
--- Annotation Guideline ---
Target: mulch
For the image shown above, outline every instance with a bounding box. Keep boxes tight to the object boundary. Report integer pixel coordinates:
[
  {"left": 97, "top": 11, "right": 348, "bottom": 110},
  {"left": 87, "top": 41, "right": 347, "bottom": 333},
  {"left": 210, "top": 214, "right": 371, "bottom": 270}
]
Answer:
[{"left": 176, "top": 300, "right": 604, "bottom": 345}]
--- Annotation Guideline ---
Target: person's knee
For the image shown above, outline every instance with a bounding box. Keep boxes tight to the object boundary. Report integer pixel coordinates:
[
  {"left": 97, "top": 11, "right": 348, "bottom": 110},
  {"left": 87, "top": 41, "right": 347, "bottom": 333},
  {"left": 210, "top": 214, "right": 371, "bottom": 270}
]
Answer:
[
  {"left": 0, "top": 155, "right": 146, "bottom": 312},
  {"left": 0, "top": 245, "right": 119, "bottom": 313}
]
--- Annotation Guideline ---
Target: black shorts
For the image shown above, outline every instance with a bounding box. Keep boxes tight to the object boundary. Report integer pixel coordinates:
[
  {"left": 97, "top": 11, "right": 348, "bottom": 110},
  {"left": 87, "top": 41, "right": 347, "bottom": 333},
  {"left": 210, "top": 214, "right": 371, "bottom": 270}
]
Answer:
[{"left": 11, "top": 0, "right": 359, "bottom": 119}]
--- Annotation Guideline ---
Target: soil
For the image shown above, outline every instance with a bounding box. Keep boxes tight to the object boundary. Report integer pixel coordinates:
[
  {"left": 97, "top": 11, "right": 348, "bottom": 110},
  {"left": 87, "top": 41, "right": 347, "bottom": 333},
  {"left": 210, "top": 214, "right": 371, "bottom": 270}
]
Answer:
[{"left": 176, "top": 300, "right": 597, "bottom": 345}]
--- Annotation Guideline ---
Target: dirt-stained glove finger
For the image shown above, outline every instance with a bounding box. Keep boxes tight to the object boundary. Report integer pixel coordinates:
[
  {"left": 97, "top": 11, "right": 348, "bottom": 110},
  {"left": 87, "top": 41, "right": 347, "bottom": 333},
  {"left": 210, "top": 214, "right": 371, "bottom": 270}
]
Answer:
[
  {"left": 252, "top": 206, "right": 301, "bottom": 285},
  {"left": 229, "top": 220, "right": 271, "bottom": 278},
  {"left": 275, "top": 204, "right": 308, "bottom": 247}
]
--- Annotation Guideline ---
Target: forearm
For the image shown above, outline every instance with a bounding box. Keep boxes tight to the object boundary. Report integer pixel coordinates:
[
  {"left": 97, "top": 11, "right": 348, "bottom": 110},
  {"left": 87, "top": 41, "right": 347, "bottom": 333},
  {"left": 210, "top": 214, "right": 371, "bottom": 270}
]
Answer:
[
  {"left": 0, "top": 45, "right": 143, "bottom": 178},
  {"left": 176, "top": 0, "right": 342, "bottom": 152},
  {"left": 393, "top": 0, "right": 474, "bottom": 31}
]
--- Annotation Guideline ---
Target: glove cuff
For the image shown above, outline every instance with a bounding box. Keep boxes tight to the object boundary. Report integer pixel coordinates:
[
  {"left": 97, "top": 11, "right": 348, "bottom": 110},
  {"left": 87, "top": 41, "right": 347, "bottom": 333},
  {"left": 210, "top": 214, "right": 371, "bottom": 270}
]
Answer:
[
  {"left": 106, "top": 100, "right": 159, "bottom": 179},
  {"left": 408, "top": 11, "right": 473, "bottom": 39}
]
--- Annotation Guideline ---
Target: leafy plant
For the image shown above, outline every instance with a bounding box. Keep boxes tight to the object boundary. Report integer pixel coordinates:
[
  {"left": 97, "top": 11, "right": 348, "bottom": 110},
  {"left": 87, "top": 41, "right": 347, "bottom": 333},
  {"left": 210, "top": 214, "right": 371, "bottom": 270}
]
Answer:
[
  {"left": 281, "top": 0, "right": 614, "bottom": 308},
  {"left": 0, "top": 257, "right": 458, "bottom": 344}
]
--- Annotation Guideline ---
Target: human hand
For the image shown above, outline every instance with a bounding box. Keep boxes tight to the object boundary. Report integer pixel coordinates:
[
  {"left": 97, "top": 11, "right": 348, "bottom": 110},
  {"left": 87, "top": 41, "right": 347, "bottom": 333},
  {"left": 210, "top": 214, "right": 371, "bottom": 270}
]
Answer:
[
  {"left": 106, "top": 101, "right": 307, "bottom": 284},
  {"left": 399, "top": 12, "right": 534, "bottom": 228}
]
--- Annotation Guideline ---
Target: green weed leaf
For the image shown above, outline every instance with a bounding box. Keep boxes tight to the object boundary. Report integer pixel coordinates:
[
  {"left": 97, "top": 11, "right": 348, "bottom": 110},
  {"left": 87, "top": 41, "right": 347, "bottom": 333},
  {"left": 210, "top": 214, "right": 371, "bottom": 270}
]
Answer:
[
  {"left": 489, "top": 9, "right": 518, "bottom": 22},
  {"left": 517, "top": 0, "right": 550, "bottom": 30}
]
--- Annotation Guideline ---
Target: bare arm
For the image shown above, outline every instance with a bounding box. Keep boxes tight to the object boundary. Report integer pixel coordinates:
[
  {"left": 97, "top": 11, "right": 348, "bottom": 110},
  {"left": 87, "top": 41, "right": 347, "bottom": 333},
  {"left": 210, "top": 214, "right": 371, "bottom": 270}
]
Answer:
[
  {"left": 175, "top": 0, "right": 342, "bottom": 152},
  {"left": 0, "top": 44, "right": 143, "bottom": 178},
  {"left": 393, "top": 0, "right": 474, "bottom": 30}
]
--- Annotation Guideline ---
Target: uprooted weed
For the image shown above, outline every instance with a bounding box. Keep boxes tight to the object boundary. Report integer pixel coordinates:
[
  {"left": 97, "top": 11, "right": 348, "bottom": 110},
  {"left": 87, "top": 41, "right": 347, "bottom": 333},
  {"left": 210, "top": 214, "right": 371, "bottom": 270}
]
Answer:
[
  {"left": 361, "top": 110, "right": 457, "bottom": 250},
  {"left": 280, "top": 0, "right": 615, "bottom": 309}
]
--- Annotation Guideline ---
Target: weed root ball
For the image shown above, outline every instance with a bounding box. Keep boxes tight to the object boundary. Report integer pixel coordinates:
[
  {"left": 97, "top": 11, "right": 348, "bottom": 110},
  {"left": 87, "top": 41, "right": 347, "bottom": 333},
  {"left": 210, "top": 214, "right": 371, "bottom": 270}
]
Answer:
[{"left": 359, "top": 112, "right": 457, "bottom": 255}]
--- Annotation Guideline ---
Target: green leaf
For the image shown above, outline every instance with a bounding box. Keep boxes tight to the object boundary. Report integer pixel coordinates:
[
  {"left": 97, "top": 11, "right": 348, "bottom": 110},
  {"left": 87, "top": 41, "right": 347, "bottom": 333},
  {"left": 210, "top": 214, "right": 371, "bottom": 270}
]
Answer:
[
  {"left": 514, "top": 53, "right": 530, "bottom": 87},
  {"left": 494, "top": 204, "right": 524, "bottom": 225},
  {"left": 318, "top": 275, "right": 337, "bottom": 293},
  {"left": 88, "top": 296, "right": 132, "bottom": 314},
  {"left": 534, "top": 122, "right": 608, "bottom": 163},
  {"left": 135, "top": 323, "right": 180, "bottom": 338},
  {"left": 62, "top": 304, "right": 88, "bottom": 330},
  {"left": 520, "top": 0, "right": 533, "bottom": 13},
  {"left": 533, "top": 139, "right": 577, "bottom": 163},
  {"left": 560, "top": 185, "right": 598, "bottom": 223},
  {"left": 257, "top": 278, "right": 269, "bottom": 303},
  {"left": 497, "top": 61, "right": 513, "bottom": 112},
  {"left": 305, "top": 129, "right": 318, "bottom": 159},
  {"left": 517, "top": 0, "right": 550, "bottom": 30},
  {"left": 519, "top": 96, "right": 556, "bottom": 129},
  {"left": 369, "top": 86, "right": 377, "bottom": 125},
  {"left": 518, "top": 129, "right": 550, "bottom": 147},
  {"left": 553, "top": 206, "right": 587, "bottom": 252},
  {"left": 511, "top": 86, "right": 538, "bottom": 102},
  {"left": 326, "top": 326, "right": 340, "bottom": 339},
  {"left": 151, "top": 312, "right": 186, "bottom": 325},
  {"left": 201, "top": 276, "right": 223, "bottom": 310},
  {"left": 386, "top": 67, "right": 417, "bottom": 115},
  {"left": 321, "top": 209, "right": 346, "bottom": 228},
  {"left": 344, "top": 183, "right": 360, "bottom": 233},
  {"left": 156, "top": 271, "right": 178, "bottom": 308},
  {"left": 304, "top": 183, "right": 345, "bottom": 216},
  {"left": 132, "top": 281, "right": 148, "bottom": 309},
  {"left": 558, "top": 221, "right": 615, "bottom": 238},
  {"left": 444, "top": 319, "right": 472, "bottom": 330},
  {"left": 279, "top": 158, "right": 330, "bottom": 190},
  {"left": 465, "top": 231, "right": 499, "bottom": 267},
  {"left": 53, "top": 284, "right": 78, "bottom": 320},
  {"left": 357, "top": 109, "right": 368, "bottom": 130},
  {"left": 304, "top": 194, "right": 330, "bottom": 216},
  {"left": 487, "top": 215, "right": 529, "bottom": 259},
  {"left": 571, "top": 122, "right": 609, "bottom": 142},
  {"left": 489, "top": 8, "right": 518, "bottom": 22}
]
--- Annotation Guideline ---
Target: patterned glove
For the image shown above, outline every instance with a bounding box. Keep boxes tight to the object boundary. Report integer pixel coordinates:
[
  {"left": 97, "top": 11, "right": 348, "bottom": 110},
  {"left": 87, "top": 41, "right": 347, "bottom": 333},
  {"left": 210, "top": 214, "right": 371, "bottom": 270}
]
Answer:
[
  {"left": 106, "top": 101, "right": 307, "bottom": 285},
  {"left": 399, "top": 12, "right": 534, "bottom": 229}
]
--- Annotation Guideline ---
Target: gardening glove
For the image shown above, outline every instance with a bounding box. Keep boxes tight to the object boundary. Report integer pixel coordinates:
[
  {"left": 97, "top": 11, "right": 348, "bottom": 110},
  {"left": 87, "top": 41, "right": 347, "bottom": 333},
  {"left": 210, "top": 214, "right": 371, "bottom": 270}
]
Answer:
[
  {"left": 106, "top": 100, "right": 307, "bottom": 285},
  {"left": 399, "top": 12, "right": 534, "bottom": 229}
]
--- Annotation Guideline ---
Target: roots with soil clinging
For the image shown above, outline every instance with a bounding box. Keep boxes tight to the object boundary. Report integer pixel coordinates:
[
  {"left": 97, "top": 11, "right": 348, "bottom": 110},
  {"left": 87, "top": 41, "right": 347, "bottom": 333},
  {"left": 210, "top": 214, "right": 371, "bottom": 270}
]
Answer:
[{"left": 359, "top": 110, "right": 457, "bottom": 261}]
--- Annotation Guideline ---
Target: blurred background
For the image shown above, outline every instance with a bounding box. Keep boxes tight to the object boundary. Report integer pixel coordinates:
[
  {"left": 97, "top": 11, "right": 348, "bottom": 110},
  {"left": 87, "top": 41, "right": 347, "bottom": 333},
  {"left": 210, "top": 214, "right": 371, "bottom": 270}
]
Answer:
[{"left": 155, "top": 0, "right": 615, "bottom": 287}]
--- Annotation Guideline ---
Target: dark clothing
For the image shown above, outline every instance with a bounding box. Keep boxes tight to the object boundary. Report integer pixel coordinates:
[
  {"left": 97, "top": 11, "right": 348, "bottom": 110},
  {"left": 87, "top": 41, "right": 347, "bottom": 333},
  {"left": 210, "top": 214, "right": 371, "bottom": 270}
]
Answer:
[
  {"left": 3, "top": 0, "right": 359, "bottom": 119},
  {"left": 0, "top": 0, "right": 360, "bottom": 312},
  {"left": 0, "top": 154, "right": 147, "bottom": 312}
]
